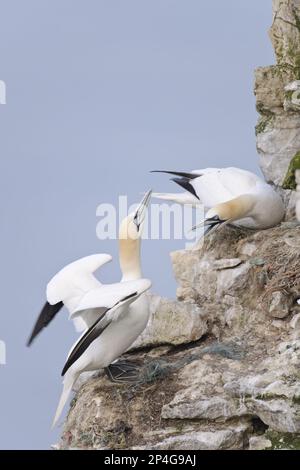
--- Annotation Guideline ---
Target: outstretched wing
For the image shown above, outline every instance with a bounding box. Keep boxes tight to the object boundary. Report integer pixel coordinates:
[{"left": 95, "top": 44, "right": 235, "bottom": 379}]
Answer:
[
  {"left": 27, "top": 254, "right": 112, "bottom": 346},
  {"left": 192, "top": 168, "right": 260, "bottom": 207},
  {"left": 151, "top": 168, "right": 261, "bottom": 208},
  {"left": 151, "top": 170, "right": 201, "bottom": 200},
  {"left": 151, "top": 170, "right": 200, "bottom": 179},
  {"left": 27, "top": 301, "right": 63, "bottom": 346}
]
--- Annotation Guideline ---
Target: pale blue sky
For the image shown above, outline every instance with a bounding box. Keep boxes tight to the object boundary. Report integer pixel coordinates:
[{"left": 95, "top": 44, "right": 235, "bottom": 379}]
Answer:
[{"left": 0, "top": 0, "right": 274, "bottom": 449}]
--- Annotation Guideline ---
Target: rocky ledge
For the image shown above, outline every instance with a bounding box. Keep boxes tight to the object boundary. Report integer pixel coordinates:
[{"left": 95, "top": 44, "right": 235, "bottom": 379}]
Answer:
[{"left": 58, "top": 221, "right": 300, "bottom": 450}]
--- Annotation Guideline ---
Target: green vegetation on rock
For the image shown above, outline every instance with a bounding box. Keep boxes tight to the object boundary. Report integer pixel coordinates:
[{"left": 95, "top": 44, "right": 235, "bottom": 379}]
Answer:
[
  {"left": 255, "top": 115, "right": 274, "bottom": 135},
  {"left": 282, "top": 151, "right": 300, "bottom": 189},
  {"left": 265, "top": 430, "right": 300, "bottom": 450}
]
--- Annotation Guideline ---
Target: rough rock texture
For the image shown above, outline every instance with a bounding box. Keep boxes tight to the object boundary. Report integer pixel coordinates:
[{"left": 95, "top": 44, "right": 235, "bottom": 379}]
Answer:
[
  {"left": 296, "top": 170, "right": 300, "bottom": 220},
  {"left": 56, "top": 2, "right": 300, "bottom": 450},
  {"left": 131, "top": 294, "right": 208, "bottom": 349},
  {"left": 58, "top": 223, "right": 300, "bottom": 450},
  {"left": 255, "top": 0, "right": 300, "bottom": 193},
  {"left": 249, "top": 436, "right": 272, "bottom": 451}
]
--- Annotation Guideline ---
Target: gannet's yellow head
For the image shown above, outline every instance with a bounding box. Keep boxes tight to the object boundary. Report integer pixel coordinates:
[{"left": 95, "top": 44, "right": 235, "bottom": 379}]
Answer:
[
  {"left": 193, "top": 194, "right": 256, "bottom": 235},
  {"left": 119, "top": 190, "right": 152, "bottom": 241},
  {"left": 119, "top": 190, "right": 152, "bottom": 280}
]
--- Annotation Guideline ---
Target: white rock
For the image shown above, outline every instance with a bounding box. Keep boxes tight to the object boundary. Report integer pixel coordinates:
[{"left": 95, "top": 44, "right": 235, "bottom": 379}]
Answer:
[
  {"left": 296, "top": 170, "right": 300, "bottom": 221},
  {"left": 249, "top": 399, "right": 300, "bottom": 433},
  {"left": 224, "top": 306, "right": 244, "bottom": 328},
  {"left": 139, "top": 427, "right": 247, "bottom": 450},
  {"left": 212, "top": 258, "right": 242, "bottom": 270},
  {"left": 284, "top": 81, "right": 300, "bottom": 92},
  {"left": 249, "top": 436, "right": 272, "bottom": 451},
  {"left": 162, "top": 394, "right": 247, "bottom": 421},
  {"left": 257, "top": 114, "right": 300, "bottom": 186},
  {"left": 216, "top": 262, "right": 250, "bottom": 300},
  {"left": 290, "top": 313, "right": 300, "bottom": 329},
  {"left": 238, "top": 243, "right": 257, "bottom": 257},
  {"left": 131, "top": 294, "right": 208, "bottom": 349},
  {"left": 269, "top": 291, "right": 292, "bottom": 318}
]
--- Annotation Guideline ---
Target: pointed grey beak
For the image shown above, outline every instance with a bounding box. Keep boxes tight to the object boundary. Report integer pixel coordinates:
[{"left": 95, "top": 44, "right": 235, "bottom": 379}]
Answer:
[{"left": 133, "top": 189, "right": 152, "bottom": 230}]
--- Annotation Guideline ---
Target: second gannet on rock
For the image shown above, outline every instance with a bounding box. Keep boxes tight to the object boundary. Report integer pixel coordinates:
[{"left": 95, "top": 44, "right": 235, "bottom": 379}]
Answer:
[{"left": 151, "top": 167, "right": 285, "bottom": 234}]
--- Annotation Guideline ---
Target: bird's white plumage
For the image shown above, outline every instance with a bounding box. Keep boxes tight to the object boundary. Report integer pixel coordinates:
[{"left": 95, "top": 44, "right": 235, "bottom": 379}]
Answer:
[
  {"left": 152, "top": 167, "right": 284, "bottom": 229},
  {"left": 72, "top": 316, "right": 88, "bottom": 333},
  {"left": 46, "top": 254, "right": 112, "bottom": 306},
  {"left": 46, "top": 253, "right": 112, "bottom": 326},
  {"left": 71, "top": 279, "right": 151, "bottom": 316},
  {"left": 52, "top": 286, "right": 151, "bottom": 428},
  {"left": 65, "top": 279, "right": 151, "bottom": 362},
  {"left": 190, "top": 167, "right": 262, "bottom": 207},
  {"left": 50, "top": 190, "right": 153, "bottom": 427},
  {"left": 52, "top": 276, "right": 152, "bottom": 428}
]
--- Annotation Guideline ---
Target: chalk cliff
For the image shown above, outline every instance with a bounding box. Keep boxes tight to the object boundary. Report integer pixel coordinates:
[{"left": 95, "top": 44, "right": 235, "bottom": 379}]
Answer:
[{"left": 57, "top": 0, "right": 300, "bottom": 450}]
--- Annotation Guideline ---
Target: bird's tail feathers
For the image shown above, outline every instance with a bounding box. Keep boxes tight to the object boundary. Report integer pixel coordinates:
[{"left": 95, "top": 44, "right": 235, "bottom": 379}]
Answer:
[{"left": 52, "top": 371, "right": 78, "bottom": 429}]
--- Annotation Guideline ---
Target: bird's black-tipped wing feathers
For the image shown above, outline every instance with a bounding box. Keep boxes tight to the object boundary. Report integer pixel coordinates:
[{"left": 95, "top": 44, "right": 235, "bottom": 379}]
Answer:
[
  {"left": 171, "top": 177, "right": 199, "bottom": 200},
  {"left": 151, "top": 170, "right": 200, "bottom": 179},
  {"left": 151, "top": 170, "right": 201, "bottom": 199},
  {"left": 27, "top": 301, "right": 64, "bottom": 346},
  {"left": 61, "top": 292, "right": 138, "bottom": 376}
]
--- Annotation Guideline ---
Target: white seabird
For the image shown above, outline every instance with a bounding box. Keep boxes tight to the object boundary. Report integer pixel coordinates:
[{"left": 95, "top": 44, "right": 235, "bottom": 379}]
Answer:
[
  {"left": 151, "top": 167, "right": 285, "bottom": 234},
  {"left": 27, "top": 190, "right": 152, "bottom": 343},
  {"left": 27, "top": 191, "right": 153, "bottom": 427},
  {"left": 52, "top": 275, "right": 151, "bottom": 427}
]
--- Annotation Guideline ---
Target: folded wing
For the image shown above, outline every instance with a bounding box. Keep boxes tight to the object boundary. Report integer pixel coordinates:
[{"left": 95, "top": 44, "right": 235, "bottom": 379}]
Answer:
[{"left": 62, "top": 278, "right": 152, "bottom": 375}]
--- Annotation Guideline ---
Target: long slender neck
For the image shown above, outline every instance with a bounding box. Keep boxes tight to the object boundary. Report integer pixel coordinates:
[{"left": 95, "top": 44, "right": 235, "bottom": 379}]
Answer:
[{"left": 119, "top": 238, "right": 142, "bottom": 281}]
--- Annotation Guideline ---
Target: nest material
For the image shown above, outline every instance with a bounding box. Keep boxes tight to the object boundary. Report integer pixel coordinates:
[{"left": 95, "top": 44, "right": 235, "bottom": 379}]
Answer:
[
  {"left": 260, "top": 235, "right": 300, "bottom": 302},
  {"left": 201, "top": 223, "right": 300, "bottom": 304},
  {"left": 126, "top": 341, "right": 246, "bottom": 390}
]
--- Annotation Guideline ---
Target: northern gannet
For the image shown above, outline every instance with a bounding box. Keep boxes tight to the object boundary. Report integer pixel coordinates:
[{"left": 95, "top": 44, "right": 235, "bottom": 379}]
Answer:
[
  {"left": 52, "top": 275, "right": 151, "bottom": 427},
  {"left": 151, "top": 167, "right": 285, "bottom": 234},
  {"left": 27, "top": 191, "right": 153, "bottom": 427},
  {"left": 27, "top": 190, "right": 152, "bottom": 344}
]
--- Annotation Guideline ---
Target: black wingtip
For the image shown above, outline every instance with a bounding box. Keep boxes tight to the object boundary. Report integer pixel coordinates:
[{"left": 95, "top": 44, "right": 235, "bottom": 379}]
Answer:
[
  {"left": 27, "top": 301, "right": 63, "bottom": 347},
  {"left": 26, "top": 336, "right": 34, "bottom": 347},
  {"left": 150, "top": 170, "right": 200, "bottom": 179},
  {"left": 26, "top": 323, "right": 42, "bottom": 347},
  {"left": 170, "top": 177, "right": 200, "bottom": 200},
  {"left": 61, "top": 364, "right": 68, "bottom": 377}
]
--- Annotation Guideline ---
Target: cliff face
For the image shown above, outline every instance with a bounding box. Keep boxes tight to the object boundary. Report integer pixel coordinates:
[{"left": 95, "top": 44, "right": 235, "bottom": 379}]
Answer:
[
  {"left": 255, "top": 0, "right": 300, "bottom": 189},
  {"left": 58, "top": 222, "right": 300, "bottom": 451},
  {"left": 57, "top": 1, "right": 300, "bottom": 450}
]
